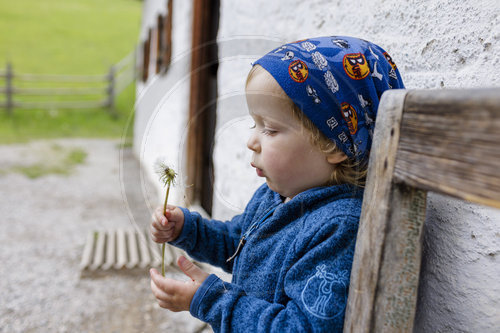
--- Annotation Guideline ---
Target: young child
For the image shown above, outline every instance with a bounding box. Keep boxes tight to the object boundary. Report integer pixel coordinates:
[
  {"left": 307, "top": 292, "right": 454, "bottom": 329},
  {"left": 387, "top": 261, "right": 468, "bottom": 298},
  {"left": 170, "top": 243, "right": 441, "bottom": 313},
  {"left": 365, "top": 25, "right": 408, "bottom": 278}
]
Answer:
[{"left": 150, "top": 36, "right": 404, "bottom": 332}]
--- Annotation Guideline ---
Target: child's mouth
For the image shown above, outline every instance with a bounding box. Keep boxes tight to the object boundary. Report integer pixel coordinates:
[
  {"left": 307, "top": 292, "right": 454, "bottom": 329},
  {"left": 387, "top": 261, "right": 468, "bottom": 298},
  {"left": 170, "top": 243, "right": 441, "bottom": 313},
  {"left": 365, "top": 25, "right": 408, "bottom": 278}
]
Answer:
[{"left": 251, "top": 163, "right": 264, "bottom": 177}]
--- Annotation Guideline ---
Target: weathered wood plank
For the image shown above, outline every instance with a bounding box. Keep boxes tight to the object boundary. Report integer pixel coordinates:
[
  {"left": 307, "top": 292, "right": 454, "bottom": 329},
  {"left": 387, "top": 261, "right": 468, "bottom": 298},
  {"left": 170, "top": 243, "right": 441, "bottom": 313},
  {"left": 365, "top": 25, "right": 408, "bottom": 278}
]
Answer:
[
  {"left": 79, "top": 231, "right": 96, "bottom": 270},
  {"left": 155, "top": 14, "right": 164, "bottom": 74},
  {"left": 186, "top": 0, "right": 218, "bottom": 214},
  {"left": 163, "top": 0, "right": 173, "bottom": 70},
  {"left": 346, "top": 88, "right": 500, "bottom": 332},
  {"left": 138, "top": 229, "right": 152, "bottom": 268},
  {"left": 126, "top": 229, "right": 140, "bottom": 269},
  {"left": 395, "top": 88, "right": 500, "bottom": 208},
  {"left": 373, "top": 184, "right": 426, "bottom": 331},
  {"left": 344, "top": 89, "right": 409, "bottom": 332},
  {"left": 142, "top": 29, "right": 152, "bottom": 82},
  {"left": 115, "top": 228, "right": 128, "bottom": 269},
  {"left": 90, "top": 230, "right": 106, "bottom": 270},
  {"left": 102, "top": 230, "right": 116, "bottom": 270}
]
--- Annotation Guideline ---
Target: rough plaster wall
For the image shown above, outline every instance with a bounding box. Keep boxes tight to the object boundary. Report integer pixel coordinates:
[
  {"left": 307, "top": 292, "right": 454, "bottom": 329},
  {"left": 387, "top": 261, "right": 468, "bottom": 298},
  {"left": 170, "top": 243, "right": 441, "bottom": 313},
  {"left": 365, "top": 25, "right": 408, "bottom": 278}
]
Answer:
[
  {"left": 212, "top": 37, "right": 283, "bottom": 217},
  {"left": 134, "top": 0, "right": 194, "bottom": 208},
  {"left": 213, "top": 0, "right": 500, "bottom": 331},
  {"left": 135, "top": 0, "right": 500, "bottom": 331},
  {"left": 415, "top": 194, "right": 500, "bottom": 332},
  {"left": 214, "top": 0, "right": 500, "bottom": 219}
]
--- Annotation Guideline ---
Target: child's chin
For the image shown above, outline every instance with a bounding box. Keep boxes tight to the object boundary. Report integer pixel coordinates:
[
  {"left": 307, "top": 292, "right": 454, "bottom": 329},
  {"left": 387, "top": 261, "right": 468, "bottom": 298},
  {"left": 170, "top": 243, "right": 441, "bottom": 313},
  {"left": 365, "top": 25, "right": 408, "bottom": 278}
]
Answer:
[
  {"left": 266, "top": 181, "right": 288, "bottom": 197},
  {"left": 266, "top": 181, "right": 279, "bottom": 193}
]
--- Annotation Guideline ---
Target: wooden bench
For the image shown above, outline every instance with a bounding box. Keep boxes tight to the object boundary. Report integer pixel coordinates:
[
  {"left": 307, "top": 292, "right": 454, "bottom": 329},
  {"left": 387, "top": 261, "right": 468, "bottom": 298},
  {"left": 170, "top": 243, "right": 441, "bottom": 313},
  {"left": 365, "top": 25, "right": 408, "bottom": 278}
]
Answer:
[{"left": 343, "top": 88, "right": 500, "bottom": 332}]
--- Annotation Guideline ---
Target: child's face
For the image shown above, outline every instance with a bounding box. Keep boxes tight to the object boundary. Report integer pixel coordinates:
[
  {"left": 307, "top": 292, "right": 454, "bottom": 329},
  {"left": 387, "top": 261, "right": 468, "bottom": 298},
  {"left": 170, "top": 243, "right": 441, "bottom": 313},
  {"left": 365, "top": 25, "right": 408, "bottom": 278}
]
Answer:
[{"left": 246, "top": 73, "right": 336, "bottom": 201}]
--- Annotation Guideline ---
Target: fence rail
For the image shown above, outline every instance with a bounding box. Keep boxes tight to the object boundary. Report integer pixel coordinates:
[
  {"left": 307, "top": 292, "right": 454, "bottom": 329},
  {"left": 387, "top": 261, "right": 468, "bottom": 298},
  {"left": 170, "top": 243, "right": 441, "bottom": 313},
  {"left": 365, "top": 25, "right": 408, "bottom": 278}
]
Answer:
[{"left": 0, "top": 49, "right": 136, "bottom": 115}]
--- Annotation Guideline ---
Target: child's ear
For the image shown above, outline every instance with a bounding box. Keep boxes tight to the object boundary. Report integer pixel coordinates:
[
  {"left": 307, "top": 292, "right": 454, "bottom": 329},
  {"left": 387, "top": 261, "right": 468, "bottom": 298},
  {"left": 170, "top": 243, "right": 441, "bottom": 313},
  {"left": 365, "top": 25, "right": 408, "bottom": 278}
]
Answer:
[{"left": 326, "top": 151, "right": 348, "bottom": 165}]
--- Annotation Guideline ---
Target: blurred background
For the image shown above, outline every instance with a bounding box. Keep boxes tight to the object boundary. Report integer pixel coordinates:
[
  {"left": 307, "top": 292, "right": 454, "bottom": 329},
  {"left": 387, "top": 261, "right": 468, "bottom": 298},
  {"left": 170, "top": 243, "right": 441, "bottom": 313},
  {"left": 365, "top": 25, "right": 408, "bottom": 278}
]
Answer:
[
  {"left": 1, "top": 0, "right": 499, "bottom": 332},
  {"left": 0, "top": 0, "right": 208, "bottom": 332},
  {"left": 0, "top": 0, "right": 141, "bottom": 143}
]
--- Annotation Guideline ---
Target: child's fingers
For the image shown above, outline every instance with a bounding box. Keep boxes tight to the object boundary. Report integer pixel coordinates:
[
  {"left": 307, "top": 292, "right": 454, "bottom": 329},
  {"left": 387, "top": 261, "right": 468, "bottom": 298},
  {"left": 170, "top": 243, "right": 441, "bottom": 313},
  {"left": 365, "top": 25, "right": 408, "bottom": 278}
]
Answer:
[
  {"left": 156, "top": 299, "right": 171, "bottom": 310},
  {"left": 153, "top": 209, "right": 169, "bottom": 224},
  {"left": 177, "top": 256, "right": 209, "bottom": 283},
  {"left": 154, "top": 206, "right": 165, "bottom": 218},
  {"left": 150, "top": 223, "right": 174, "bottom": 236},
  {"left": 150, "top": 276, "right": 170, "bottom": 301},
  {"left": 155, "top": 205, "right": 173, "bottom": 219},
  {"left": 150, "top": 268, "right": 177, "bottom": 294},
  {"left": 150, "top": 224, "right": 175, "bottom": 240},
  {"left": 167, "top": 206, "right": 184, "bottom": 223},
  {"left": 151, "top": 218, "right": 171, "bottom": 231},
  {"left": 152, "top": 206, "right": 172, "bottom": 223},
  {"left": 151, "top": 230, "right": 176, "bottom": 243},
  {"left": 151, "top": 234, "right": 174, "bottom": 243}
]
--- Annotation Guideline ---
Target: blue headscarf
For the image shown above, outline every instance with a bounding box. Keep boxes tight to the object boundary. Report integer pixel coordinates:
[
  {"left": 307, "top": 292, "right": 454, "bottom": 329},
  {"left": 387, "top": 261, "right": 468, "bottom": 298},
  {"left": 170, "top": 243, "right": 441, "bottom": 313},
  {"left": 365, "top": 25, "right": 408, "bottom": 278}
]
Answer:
[{"left": 253, "top": 36, "right": 405, "bottom": 161}]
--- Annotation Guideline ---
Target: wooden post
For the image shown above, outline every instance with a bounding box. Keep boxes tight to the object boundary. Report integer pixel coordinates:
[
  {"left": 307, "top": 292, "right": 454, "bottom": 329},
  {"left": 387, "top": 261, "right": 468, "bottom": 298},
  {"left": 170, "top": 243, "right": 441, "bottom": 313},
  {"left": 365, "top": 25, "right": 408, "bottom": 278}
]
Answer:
[
  {"left": 185, "top": 0, "right": 219, "bottom": 214},
  {"left": 107, "top": 65, "right": 117, "bottom": 117},
  {"left": 344, "top": 88, "right": 500, "bottom": 333},
  {"left": 156, "top": 14, "right": 164, "bottom": 74},
  {"left": 142, "top": 29, "right": 152, "bottom": 82},
  {"left": 163, "top": 0, "right": 173, "bottom": 70},
  {"left": 344, "top": 90, "right": 427, "bottom": 332},
  {"left": 6, "top": 62, "right": 13, "bottom": 115}
]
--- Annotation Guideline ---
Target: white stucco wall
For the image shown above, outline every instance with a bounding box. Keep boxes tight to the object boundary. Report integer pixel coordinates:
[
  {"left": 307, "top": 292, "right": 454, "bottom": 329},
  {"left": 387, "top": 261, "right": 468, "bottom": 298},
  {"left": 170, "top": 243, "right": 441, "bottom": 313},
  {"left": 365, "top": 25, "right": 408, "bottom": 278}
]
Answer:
[
  {"left": 135, "top": 0, "right": 499, "bottom": 331},
  {"left": 134, "top": 0, "right": 194, "bottom": 208}
]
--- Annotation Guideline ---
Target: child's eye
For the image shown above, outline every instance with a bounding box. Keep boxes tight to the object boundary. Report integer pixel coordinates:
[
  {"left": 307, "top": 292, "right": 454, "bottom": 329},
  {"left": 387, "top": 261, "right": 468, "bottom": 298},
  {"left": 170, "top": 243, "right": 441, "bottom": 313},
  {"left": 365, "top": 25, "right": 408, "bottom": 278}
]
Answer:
[{"left": 261, "top": 128, "right": 277, "bottom": 135}]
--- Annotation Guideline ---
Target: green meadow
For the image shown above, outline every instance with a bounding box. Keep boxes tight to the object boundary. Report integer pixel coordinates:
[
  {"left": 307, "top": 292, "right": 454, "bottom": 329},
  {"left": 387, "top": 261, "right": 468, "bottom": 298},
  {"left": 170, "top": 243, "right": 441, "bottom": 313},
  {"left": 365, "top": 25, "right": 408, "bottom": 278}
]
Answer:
[{"left": 0, "top": 0, "right": 142, "bottom": 143}]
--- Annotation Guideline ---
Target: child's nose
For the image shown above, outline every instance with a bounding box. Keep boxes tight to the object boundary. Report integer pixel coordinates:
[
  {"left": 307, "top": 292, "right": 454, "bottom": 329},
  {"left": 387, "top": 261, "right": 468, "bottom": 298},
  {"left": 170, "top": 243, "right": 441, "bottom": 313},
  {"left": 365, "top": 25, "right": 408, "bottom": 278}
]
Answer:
[{"left": 247, "top": 132, "right": 260, "bottom": 152}]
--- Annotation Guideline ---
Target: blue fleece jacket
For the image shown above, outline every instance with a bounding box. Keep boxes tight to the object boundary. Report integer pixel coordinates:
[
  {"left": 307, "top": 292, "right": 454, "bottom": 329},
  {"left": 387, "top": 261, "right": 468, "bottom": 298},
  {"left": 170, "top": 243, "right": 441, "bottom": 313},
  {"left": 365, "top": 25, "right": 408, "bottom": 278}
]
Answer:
[{"left": 171, "top": 183, "right": 363, "bottom": 332}]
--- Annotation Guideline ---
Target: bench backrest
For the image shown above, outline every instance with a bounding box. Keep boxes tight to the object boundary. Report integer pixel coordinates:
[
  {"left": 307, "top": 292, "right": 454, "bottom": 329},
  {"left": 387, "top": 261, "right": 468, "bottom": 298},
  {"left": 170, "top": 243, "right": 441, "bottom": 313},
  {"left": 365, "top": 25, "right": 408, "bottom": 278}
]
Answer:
[{"left": 343, "top": 88, "right": 500, "bottom": 332}]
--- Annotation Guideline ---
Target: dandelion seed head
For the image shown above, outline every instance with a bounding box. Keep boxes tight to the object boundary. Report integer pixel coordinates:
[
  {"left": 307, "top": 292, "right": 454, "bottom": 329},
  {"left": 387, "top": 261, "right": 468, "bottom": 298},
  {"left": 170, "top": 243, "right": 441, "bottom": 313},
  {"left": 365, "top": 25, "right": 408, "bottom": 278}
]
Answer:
[{"left": 155, "top": 161, "right": 177, "bottom": 186}]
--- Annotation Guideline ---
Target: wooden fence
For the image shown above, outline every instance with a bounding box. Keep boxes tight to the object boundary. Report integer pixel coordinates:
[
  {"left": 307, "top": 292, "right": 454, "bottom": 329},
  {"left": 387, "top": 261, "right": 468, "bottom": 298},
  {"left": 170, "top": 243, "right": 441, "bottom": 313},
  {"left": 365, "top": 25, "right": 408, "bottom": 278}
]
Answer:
[{"left": 0, "top": 50, "right": 136, "bottom": 115}]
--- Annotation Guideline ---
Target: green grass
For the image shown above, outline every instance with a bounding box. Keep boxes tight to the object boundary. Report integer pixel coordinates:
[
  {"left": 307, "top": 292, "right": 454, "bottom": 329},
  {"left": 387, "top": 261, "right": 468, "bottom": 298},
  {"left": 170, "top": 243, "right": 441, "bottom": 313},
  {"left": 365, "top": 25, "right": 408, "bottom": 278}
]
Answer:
[
  {"left": 8, "top": 144, "right": 88, "bottom": 178},
  {"left": 0, "top": 0, "right": 142, "bottom": 143},
  {"left": 0, "top": 83, "right": 136, "bottom": 143}
]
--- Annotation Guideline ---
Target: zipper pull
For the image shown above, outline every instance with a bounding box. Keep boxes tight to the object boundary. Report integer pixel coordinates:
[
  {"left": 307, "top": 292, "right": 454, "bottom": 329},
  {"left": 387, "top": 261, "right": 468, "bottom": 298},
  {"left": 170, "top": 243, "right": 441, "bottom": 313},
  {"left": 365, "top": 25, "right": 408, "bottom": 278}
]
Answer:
[{"left": 226, "top": 236, "right": 246, "bottom": 263}]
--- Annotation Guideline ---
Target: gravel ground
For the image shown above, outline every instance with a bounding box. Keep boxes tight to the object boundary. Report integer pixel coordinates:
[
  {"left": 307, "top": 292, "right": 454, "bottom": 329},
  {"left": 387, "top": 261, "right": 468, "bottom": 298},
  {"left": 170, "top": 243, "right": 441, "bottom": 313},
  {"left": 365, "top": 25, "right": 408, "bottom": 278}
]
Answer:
[{"left": 0, "top": 139, "right": 209, "bottom": 333}]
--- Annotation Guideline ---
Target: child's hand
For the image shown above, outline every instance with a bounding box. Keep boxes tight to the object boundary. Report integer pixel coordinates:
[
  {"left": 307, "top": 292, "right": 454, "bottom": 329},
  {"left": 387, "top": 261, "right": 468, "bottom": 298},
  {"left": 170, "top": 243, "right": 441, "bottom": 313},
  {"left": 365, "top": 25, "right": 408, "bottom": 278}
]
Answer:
[
  {"left": 150, "top": 256, "right": 209, "bottom": 312},
  {"left": 151, "top": 205, "right": 184, "bottom": 243}
]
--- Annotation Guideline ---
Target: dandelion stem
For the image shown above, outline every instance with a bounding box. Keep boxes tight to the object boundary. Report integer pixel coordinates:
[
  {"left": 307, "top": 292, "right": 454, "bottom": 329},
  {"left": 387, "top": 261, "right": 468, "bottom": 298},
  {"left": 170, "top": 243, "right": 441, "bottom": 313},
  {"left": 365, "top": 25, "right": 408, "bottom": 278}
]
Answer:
[
  {"left": 155, "top": 162, "right": 176, "bottom": 277},
  {"left": 163, "top": 182, "right": 171, "bottom": 214},
  {"left": 161, "top": 244, "right": 167, "bottom": 276},
  {"left": 161, "top": 181, "right": 172, "bottom": 277}
]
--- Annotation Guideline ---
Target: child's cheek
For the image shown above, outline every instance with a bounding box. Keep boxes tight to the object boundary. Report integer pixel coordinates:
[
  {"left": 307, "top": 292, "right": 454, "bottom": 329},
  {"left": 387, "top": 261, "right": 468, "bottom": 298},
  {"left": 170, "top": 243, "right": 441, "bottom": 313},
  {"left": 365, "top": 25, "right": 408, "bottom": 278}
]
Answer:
[{"left": 264, "top": 149, "right": 293, "bottom": 175}]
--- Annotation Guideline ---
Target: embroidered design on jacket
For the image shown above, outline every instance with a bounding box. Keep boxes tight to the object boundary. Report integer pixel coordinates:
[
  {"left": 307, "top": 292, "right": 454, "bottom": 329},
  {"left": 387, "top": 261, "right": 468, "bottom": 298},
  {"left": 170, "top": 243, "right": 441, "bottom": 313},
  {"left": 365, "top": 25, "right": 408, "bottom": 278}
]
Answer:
[{"left": 301, "top": 265, "right": 348, "bottom": 320}]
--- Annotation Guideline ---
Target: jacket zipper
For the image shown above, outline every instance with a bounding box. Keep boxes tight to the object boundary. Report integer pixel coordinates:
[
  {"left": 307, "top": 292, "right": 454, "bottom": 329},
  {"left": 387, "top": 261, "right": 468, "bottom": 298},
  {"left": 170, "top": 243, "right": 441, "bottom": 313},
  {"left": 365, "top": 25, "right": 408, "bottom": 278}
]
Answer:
[{"left": 226, "top": 206, "right": 277, "bottom": 263}]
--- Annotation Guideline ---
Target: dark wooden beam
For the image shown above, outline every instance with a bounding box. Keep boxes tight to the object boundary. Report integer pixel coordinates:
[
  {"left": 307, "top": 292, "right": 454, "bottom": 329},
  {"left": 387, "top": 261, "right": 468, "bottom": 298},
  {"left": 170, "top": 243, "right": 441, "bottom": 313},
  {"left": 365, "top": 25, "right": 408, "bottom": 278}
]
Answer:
[
  {"left": 185, "top": 0, "right": 219, "bottom": 215},
  {"left": 142, "top": 29, "right": 152, "bottom": 82},
  {"left": 163, "top": 0, "right": 173, "bottom": 70},
  {"left": 155, "top": 14, "right": 164, "bottom": 74}
]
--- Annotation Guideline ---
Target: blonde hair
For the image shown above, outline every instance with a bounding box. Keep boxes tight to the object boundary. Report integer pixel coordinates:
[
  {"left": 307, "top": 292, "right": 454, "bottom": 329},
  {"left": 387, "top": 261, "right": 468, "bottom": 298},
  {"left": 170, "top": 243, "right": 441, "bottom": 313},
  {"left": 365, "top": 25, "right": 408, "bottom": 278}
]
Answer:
[{"left": 246, "top": 65, "right": 367, "bottom": 187}]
